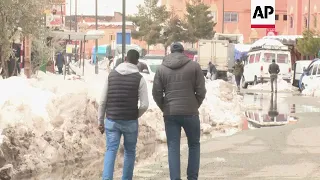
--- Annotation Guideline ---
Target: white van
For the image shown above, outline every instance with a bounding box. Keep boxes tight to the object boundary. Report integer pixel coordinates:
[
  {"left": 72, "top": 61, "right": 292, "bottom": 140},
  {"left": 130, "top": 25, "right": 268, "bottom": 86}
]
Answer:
[
  {"left": 300, "top": 59, "right": 320, "bottom": 90},
  {"left": 241, "top": 45, "right": 292, "bottom": 89}
]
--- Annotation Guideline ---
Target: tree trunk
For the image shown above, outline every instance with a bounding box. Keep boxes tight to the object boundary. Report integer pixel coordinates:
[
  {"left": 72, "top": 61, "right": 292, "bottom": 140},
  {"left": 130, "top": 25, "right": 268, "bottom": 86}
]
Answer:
[{"left": 147, "top": 44, "right": 150, "bottom": 54}]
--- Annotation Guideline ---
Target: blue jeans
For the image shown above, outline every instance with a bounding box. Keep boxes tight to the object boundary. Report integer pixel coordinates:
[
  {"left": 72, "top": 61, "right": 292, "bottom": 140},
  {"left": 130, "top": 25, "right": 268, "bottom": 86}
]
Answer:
[
  {"left": 164, "top": 115, "right": 201, "bottom": 180},
  {"left": 102, "top": 119, "right": 138, "bottom": 180}
]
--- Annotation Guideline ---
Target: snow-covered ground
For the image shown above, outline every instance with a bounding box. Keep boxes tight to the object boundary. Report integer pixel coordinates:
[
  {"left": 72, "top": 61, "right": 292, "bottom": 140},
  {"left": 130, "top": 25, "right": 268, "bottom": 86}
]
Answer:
[
  {"left": 302, "top": 79, "right": 320, "bottom": 97},
  {"left": 248, "top": 79, "right": 295, "bottom": 92},
  {"left": 0, "top": 65, "right": 244, "bottom": 178}
]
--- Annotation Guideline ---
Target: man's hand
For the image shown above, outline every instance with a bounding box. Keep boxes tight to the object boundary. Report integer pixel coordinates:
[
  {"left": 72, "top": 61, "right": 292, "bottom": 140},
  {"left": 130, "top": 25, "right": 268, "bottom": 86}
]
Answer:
[{"left": 98, "top": 124, "right": 105, "bottom": 134}]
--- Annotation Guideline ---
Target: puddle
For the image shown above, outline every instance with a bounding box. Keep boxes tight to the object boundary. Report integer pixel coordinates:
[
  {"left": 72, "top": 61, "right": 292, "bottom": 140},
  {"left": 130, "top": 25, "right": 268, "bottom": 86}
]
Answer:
[{"left": 241, "top": 92, "right": 320, "bottom": 129}]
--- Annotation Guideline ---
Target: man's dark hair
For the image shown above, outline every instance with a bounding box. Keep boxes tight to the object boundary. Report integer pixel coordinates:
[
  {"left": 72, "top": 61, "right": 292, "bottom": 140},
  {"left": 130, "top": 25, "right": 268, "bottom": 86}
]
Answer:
[
  {"left": 126, "top": 49, "right": 140, "bottom": 65},
  {"left": 272, "top": 59, "right": 276, "bottom": 63}
]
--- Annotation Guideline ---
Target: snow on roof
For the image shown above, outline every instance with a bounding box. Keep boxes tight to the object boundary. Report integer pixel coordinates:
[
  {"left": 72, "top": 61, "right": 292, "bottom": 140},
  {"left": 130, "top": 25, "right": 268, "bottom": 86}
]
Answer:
[
  {"left": 251, "top": 39, "right": 285, "bottom": 49},
  {"left": 262, "top": 35, "right": 303, "bottom": 41},
  {"left": 85, "top": 21, "right": 134, "bottom": 26},
  {"left": 51, "top": 30, "right": 105, "bottom": 40},
  {"left": 234, "top": 44, "right": 251, "bottom": 52}
]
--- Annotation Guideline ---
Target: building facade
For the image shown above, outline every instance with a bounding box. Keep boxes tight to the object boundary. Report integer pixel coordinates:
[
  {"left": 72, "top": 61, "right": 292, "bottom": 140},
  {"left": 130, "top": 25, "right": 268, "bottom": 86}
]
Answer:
[
  {"left": 162, "top": 0, "right": 288, "bottom": 43},
  {"left": 66, "top": 12, "right": 147, "bottom": 56},
  {"left": 287, "top": 0, "right": 320, "bottom": 35}
]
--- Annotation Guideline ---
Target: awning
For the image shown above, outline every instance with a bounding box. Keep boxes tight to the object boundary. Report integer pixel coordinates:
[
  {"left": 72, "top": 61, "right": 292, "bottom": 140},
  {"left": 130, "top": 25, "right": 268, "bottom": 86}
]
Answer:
[{"left": 50, "top": 30, "right": 105, "bottom": 40}]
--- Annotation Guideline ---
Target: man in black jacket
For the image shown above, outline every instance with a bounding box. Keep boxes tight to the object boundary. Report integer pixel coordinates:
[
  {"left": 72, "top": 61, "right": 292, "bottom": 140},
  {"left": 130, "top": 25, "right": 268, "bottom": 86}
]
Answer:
[
  {"left": 268, "top": 59, "right": 280, "bottom": 92},
  {"left": 152, "top": 42, "right": 206, "bottom": 180}
]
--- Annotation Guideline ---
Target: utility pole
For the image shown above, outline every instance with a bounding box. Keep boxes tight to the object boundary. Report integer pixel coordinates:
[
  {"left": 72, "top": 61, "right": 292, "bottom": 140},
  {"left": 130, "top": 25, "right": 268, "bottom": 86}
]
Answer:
[
  {"left": 75, "top": 0, "right": 78, "bottom": 62},
  {"left": 69, "top": 0, "right": 72, "bottom": 31},
  {"left": 122, "top": 0, "right": 126, "bottom": 63},
  {"left": 308, "top": 0, "right": 311, "bottom": 30},
  {"left": 94, "top": 0, "right": 99, "bottom": 74},
  {"left": 222, "top": 0, "right": 225, "bottom": 33}
]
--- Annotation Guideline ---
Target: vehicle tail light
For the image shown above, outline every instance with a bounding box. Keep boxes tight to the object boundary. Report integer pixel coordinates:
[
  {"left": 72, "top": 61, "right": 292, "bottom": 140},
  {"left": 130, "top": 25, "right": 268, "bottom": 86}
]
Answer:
[
  {"left": 260, "top": 66, "right": 263, "bottom": 71},
  {"left": 289, "top": 68, "right": 291, "bottom": 73}
]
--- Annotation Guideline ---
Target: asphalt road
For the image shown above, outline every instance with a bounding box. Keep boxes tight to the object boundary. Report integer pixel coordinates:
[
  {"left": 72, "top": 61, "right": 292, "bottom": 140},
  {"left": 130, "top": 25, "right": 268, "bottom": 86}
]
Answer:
[{"left": 132, "top": 94, "right": 320, "bottom": 180}]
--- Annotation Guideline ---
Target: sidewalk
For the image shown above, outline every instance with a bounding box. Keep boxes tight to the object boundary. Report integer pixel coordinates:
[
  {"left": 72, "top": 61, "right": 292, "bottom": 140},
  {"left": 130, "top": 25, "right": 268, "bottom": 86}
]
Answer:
[{"left": 133, "top": 112, "right": 320, "bottom": 180}]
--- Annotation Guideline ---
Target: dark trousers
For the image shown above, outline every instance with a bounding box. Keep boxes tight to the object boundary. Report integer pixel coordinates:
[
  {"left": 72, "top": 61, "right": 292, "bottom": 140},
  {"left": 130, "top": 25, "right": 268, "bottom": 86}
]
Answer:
[
  {"left": 58, "top": 67, "right": 63, "bottom": 74},
  {"left": 235, "top": 75, "right": 242, "bottom": 86},
  {"left": 164, "top": 115, "right": 200, "bottom": 180},
  {"left": 270, "top": 75, "right": 277, "bottom": 92}
]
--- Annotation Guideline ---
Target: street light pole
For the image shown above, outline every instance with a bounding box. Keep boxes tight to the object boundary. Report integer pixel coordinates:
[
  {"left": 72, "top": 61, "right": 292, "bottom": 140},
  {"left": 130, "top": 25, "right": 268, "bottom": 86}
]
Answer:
[
  {"left": 122, "top": 0, "right": 126, "bottom": 63},
  {"left": 222, "top": 0, "right": 225, "bottom": 33},
  {"left": 307, "top": 0, "right": 310, "bottom": 30},
  {"left": 75, "top": 0, "right": 78, "bottom": 62},
  {"left": 69, "top": 0, "right": 72, "bottom": 30},
  {"left": 94, "top": 0, "right": 99, "bottom": 74}
]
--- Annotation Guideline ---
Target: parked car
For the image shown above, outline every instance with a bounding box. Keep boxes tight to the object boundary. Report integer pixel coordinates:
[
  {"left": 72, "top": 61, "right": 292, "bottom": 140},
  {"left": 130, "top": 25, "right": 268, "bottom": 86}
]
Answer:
[
  {"left": 292, "top": 60, "right": 312, "bottom": 87},
  {"left": 241, "top": 44, "right": 292, "bottom": 89},
  {"left": 299, "top": 58, "right": 320, "bottom": 91},
  {"left": 138, "top": 59, "right": 162, "bottom": 83},
  {"left": 143, "top": 54, "right": 164, "bottom": 61}
]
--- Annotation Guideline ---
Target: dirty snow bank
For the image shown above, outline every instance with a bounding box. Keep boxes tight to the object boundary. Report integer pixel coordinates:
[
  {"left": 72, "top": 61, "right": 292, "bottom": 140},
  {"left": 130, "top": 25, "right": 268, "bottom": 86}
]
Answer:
[
  {"left": 302, "top": 79, "right": 320, "bottom": 97},
  {"left": 249, "top": 79, "right": 294, "bottom": 92},
  {"left": 0, "top": 73, "right": 243, "bottom": 178}
]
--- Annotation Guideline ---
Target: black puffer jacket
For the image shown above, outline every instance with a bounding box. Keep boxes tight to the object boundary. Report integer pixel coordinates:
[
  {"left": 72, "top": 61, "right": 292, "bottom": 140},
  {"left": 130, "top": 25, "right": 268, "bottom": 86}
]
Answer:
[{"left": 152, "top": 52, "right": 206, "bottom": 116}]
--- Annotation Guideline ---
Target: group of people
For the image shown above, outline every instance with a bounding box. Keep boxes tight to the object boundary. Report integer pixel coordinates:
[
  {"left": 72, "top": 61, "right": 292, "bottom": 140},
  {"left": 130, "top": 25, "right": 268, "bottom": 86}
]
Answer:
[
  {"left": 97, "top": 42, "right": 282, "bottom": 180},
  {"left": 208, "top": 58, "right": 280, "bottom": 92},
  {"left": 98, "top": 42, "right": 206, "bottom": 180}
]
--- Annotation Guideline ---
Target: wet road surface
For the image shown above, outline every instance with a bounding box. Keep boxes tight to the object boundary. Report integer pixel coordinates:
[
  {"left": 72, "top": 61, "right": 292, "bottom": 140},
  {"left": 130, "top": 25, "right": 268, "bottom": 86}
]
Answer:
[
  {"left": 12, "top": 91, "right": 320, "bottom": 179},
  {"left": 132, "top": 92, "right": 320, "bottom": 179}
]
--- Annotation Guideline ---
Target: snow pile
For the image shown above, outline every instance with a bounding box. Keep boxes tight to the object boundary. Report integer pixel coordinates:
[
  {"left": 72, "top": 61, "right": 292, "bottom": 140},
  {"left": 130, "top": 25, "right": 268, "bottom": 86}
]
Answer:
[
  {"left": 200, "top": 80, "right": 243, "bottom": 127},
  {"left": 0, "top": 72, "right": 243, "bottom": 178},
  {"left": 302, "top": 79, "right": 320, "bottom": 97},
  {"left": 249, "top": 79, "right": 294, "bottom": 92},
  {"left": 251, "top": 39, "right": 285, "bottom": 49}
]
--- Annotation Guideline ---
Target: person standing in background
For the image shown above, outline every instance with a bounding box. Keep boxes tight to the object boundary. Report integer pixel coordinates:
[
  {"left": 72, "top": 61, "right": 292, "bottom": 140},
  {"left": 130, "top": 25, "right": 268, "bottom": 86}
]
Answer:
[
  {"left": 98, "top": 49, "right": 149, "bottom": 180},
  {"left": 152, "top": 42, "right": 206, "bottom": 180},
  {"left": 55, "top": 52, "right": 64, "bottom": 74},
  {"left": 233, "top": 59, "right": 244, "bottom": 91},
  {"left": 268, "top": 59, "right": 280, "bottom": 92},
  {"left": 207, "top": 62, "right": 217, "bottom": 80}
]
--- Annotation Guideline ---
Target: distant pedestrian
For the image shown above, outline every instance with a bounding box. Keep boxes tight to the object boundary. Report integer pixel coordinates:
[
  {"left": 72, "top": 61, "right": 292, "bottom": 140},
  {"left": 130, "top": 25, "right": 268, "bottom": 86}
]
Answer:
[
  {"left": 208, "top": 61, "right": 217, "bottom": 80},
  {"left": 98, "top": 49, "right": 149, "bottom": 180},
  {"left": 55, "top": 52, "right": 64, "bottom": 74},
  {"left": 152, "top": 42, "right": 206, "bottom": 180},
  {"left": 268, "top": 59, "right": 280, "bottom": 92},
  {"left": 233, "top": 59, "right": 244, "bottom": 91}
]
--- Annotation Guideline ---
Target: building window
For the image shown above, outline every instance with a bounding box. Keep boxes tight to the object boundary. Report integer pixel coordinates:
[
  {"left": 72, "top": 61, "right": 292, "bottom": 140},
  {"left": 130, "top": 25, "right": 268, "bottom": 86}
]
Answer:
[
  {"left": 110, "top": 35, "right": 115, "bottom": 41},
  {"left": 290, "top": 16, "right": 294, "bottom": 28},
  {"left": 314, "top": 15, "right": 317, "bottom": 28},
  {"left": 304, "top": 17, "right": 308, "bottom": 28},
  {"left": 283, "top": 15, "right": 287, "bottom": 21},
  {"left": 224, "top": 12, "right": 238, "bottom": 22},
  {"left": 275, "top": 14, "right": 279, "bottom": 20}
]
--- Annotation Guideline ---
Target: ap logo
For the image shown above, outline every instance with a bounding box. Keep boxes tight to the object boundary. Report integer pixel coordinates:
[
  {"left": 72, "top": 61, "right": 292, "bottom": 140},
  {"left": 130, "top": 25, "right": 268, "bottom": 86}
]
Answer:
[{"left": 251, "top": 0, "right": 275, "bottom": 28}]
